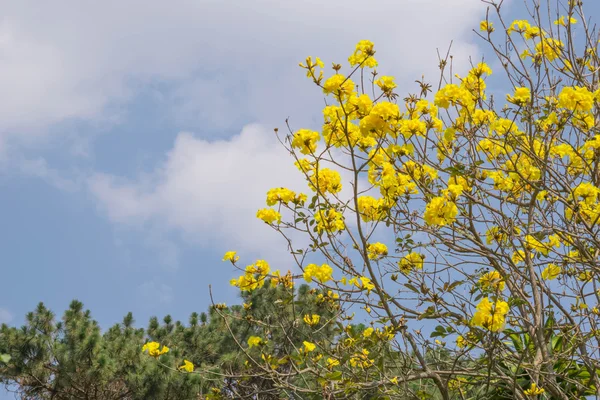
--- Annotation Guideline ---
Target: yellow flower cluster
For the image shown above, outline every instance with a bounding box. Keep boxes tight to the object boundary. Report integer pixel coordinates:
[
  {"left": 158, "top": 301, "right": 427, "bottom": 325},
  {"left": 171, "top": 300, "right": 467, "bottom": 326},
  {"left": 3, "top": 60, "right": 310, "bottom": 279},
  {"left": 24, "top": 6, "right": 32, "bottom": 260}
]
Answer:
[
  {"left": 178, "top": 360, "right": 194, "bottom": 373},
  {"left": 424, "top": 196, "right": 459, "bottom": 226},
  {"left": 348, "top": 40, "right": 377, "bottom": 68},
  {"left": 367, "top": 242, "right": 388, "bottom": 260},
  {"left": 308, "top": 168, "right": 342, "bottom": 194},
  {"left": 340, "top": 276, "right": 376, "bottom": 293},
  {"left": 266, "top": 187, "right": 306, "bottom": 206},
  {"left": 357, "top": 195, "right": 388, "bottom": 222},
  {"left": 314, "top": 208, "right": 345, "bottom": 233},
  {"left": 524, "top": 383, "right": 545, "bottom": 396},
  {"left": 506, "top": 87, "right": 531, "bottom": 105},
  {"left": 541, "top": 264, "right": 561, "bottom": 280},
  {"left": 256, "top": 208, "right": 281, "bottom": 224},
  {"left": 471, "top": 298, "right": 509, "bottom": 332},
  {"left": 398, "top": 252, "right": 424, "bottom": 273},
  {"left": 479, "top": 271, "right": 505, "bottom": 291},
  {"left": 303, "top": 314, "right": 320, "bottom": 326},
  {"left": 349, "top": 348, "right": 373, "bottom": 368},
  {"left": 303, "top": 263, "right": 333, "bottom": 283},
  {"left": 291, "top": 129, "right": 319, "bottom": 155},
  {"left": 230, "top": 260, "right": 270, "bottom": 291},
  {"left": 142, "top": 341, "right": 169, "bottom": 357},
  {"left": 247, "top": 336, "right": 264, "bottom": 348}
]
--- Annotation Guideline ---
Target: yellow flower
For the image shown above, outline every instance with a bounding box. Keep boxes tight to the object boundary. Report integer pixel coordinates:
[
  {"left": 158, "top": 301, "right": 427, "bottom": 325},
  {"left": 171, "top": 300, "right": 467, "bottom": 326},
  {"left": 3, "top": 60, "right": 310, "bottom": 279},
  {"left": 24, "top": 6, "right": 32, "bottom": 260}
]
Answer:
[
  {"left": 178, "top": 360, "right": 194, "bottom": 373},
  {"left": 375, "top": 76, "right": 397, "bottom": 92},
  {"left": 303, "top": 314, "right": 320, "bottom": 326},
  {"left": 398, "top": 252, "right": 424, "bottom": 273},
  {"left": 230, "top": 272, "right": 265, "bottom": 291},
  {"left": 558, "top": 86, "right": 594, "bottom": 112},
  {"left": 479, "top": 271, "right": 505, "bottom": 291},
  {"left": 291, "top": 129, "right": 320, "bottom": 155},
  {"left": 480, "top": 20, "right": 494, "bottom": 32},
  {"left": 554, "top": 16, "right": 577, "bottom": 26},
  {"left": 512, "top": 250, "right": 525, "bottom": 264},
  {"left": 357, "top": 276, "right": 375, "bottom": 294},
  {"left": 247, "top": 336, "right": 263, "bottom": 348},
  {"left": 363, "top": 327, "right": 374, "bottom": 338},
  {"left": 142, "top": 341, "right": 170, "bottom": 357},
  {"left": 308, "top": 168, "right": 342, "bottom": 194},
  {"left": 222, "top": 251, "right": 239, "bottom": 263},
  {"left": 266, "top": 187, "right": 296, "bottom": 206},
  {"left": 507, "top": 87, "right": 531, "bottom": 105},
  {"left": 424, "top": 196, "right": 458, "bottom": 226},
  {"left": 326, "top": 357, "right": 340, "bottom": 368},
  {"left": 535, "top": 37, "right": 563, "bottom": 61},
  {"left": 348, "top": 40, "right": 377, "bottom": 68},
  {"left": 245, "top": 260, "right": 270, "bottom": 276},
  {"left": 302, "top": 341, "right": 316, "bottom": 353},
  {"left": 357, "top": 196, "right": 387, "bottom": 222},
  {"left": 471, "top": 298, "right": 509, "bottom": 332},
  {"left": 524, "top": 383, "right": 545, "bottom": 396},
  {"left": 456, "top": 335, "right": 467, "bottom": 348},
  {"left": 256, "top": 208, "right": 281, "bottom": 224},
  {"left": 541, "top": 264, "right": 561, "bottom": 280},
  {"left": 367, "top": 242, "right": 388, "bottom": 260},
  {"left": 578, "top": 270, "right": 593, "bottom": 282},
  {"left": 323, "top": 74, "right": 355, "bottom": 99},
  {"left": 314, "top": 209, "right": 345, "bottom": 233},
  {"left": 507, "top": 19, "right": 531, "bottom": 35},
  {"left": 524, "top": 235, "right": 552, "bottom": 256},
  {"left": 303, "top": 263, "right": 333, "bottom": 283}
]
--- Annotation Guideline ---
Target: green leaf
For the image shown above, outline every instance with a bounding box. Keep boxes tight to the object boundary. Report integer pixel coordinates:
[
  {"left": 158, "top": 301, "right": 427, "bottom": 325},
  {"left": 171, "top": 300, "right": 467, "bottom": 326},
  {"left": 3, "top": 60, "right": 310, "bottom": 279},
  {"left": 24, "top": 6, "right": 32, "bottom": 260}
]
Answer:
[{"left": 325, "top": 371, "right": 343, "bottom": 381}]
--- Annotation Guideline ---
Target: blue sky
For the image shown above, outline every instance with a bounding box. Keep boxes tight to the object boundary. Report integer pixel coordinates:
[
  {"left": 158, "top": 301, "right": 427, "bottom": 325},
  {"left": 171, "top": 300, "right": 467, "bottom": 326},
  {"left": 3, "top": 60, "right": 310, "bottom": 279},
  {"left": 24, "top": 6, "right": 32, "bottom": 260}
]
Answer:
[
  {"left": 3, "top": 0, "right": 600, "bottom": 397},
  {"left": 0, "top": 0, "right": 500, "bottom": 331},
  {"left": 6, "top": 0, "right": 600, "bottom": 333}
]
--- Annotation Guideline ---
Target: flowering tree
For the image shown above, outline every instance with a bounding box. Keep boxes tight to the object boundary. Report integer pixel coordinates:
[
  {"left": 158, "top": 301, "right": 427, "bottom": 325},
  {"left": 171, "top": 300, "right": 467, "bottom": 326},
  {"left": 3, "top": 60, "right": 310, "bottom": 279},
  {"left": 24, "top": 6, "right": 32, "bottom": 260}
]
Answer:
[{"left": 218, "top": 0, "right": 600, "bottom": 399}]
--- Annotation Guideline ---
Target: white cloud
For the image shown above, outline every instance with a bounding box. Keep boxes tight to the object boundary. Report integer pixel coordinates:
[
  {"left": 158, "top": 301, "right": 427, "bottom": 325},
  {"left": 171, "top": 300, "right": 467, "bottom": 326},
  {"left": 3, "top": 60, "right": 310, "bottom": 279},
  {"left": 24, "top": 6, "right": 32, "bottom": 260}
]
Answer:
[
  {"left": 0, "top": 308, "right": 12, "bottom": 324},
  {"left": 89, "top": 124, "right": 309, "bottom": 265},
  {"left": 0, "top": 0, "right": 489, "bottom": 146},
  {"left": 10, "top": 0, "right": 498, "bottom": 265}
]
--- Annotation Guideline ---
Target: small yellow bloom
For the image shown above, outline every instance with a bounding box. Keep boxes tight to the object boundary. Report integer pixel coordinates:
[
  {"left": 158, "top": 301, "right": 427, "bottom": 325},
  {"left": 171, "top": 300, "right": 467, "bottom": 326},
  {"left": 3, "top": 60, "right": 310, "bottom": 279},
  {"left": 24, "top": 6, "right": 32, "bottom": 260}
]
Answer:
[
  {"left": 367, "top": 242, "right": 388, "bottom": 260},
  {"left": 363, "top": 327, "right": 374, "bottom": 338},
  {"left": 524, "top": 383, "right": 545, "bottom": 396},
  {"left": 291, "top": 129, "right": 320, "bottom": 155},
  {"left": 375, "top": 76, "right": 397, "bottom": 93},
  {"left": 178, "top": 359, "right": 194, "bottom": 373},
  {"left": 348, "top": 40, "right": 377, "bottom": 68},
  {"left": 480, "top": 20, "right": 494, "bottom": 32},
  {"left": 399, "top": 252, "right": 424, "bottom": 273},
  {"left": 326, "top": 357, "right": 340, "bottom": 368},
  {"left": 222, "top": 251, "right": 239, "bottom": 263},
  {"left": 256, "top": 208, "right": 281, "bottom": 224},
  {"left": 303, "top": 263, "right": 333, "bottom": 283},
  {"left": 302, "top": 341, "right": 316, "bottom": 353},
  {"left": 554, "top": 16, "right": 577, "bottom": 26},
  {"left": 507, "top": 87, "right": 531, "bottom": 105},
  {"left": 479, "top": 271, "right": 505, "bottom": 291},
  {"left": 471, "top": 298, "right": 509, "bottom": 332},
  {"left": 247, "top": 336, "right": 263, "bottom": 348},
  {"left": 303, "top": 314, "right": 320, "bottom": 326},
  {"left": 541, "top": 264, "right": 561, "bottom": 280},
  {"left": 142, "top": 341, "right": 170, "bottom": 357}
]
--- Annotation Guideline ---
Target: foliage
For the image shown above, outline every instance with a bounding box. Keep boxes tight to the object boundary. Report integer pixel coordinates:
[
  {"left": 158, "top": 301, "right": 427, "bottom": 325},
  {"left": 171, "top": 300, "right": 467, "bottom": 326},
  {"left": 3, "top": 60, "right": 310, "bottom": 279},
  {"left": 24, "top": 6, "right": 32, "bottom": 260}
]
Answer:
[
  {"left": 0, "top": 283, "right": 339, "bottom": 399},
  {"left": 214, "top": 0, "right": 600, "bottom": 399}
]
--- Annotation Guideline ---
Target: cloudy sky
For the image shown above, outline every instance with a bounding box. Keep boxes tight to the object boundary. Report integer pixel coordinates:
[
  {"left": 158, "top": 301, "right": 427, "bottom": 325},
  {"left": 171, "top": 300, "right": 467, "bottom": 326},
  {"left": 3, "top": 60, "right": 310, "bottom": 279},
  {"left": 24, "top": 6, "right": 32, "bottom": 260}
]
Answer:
[{"left": 3, "top": 0, "right": 570, "bottom": 336}]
